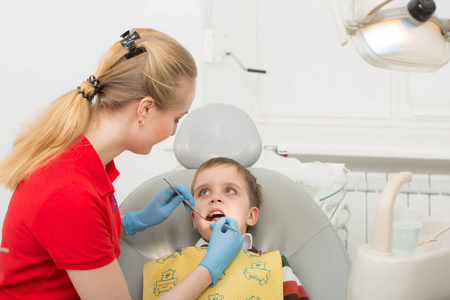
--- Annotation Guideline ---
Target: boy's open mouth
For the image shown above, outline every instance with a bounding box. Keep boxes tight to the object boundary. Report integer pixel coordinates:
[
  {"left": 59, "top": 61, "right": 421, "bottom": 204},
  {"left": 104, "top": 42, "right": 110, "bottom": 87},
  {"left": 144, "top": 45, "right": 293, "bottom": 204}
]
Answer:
[{"left": 205, "top": 210, "right": 225, "bottom": 222}]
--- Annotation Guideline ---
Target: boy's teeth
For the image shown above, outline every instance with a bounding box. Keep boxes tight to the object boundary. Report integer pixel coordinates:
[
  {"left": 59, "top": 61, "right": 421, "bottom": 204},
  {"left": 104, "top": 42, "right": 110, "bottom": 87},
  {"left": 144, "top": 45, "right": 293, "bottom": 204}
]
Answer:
[
  {"left": 206, "top": 211, "right": 225, "bottom": 221},
  {"left": 208, "top": 211, "right": 222, "bottom": 218}
]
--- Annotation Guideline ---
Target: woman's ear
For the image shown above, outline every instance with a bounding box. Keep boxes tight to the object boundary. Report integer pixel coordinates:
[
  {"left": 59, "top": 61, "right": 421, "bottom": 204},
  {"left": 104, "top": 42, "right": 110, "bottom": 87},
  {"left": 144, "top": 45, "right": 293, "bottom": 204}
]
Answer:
[
  {"left": 246, "top": 207, "right": 259, "bottom": 227},
  {"left": 136, "top": 97, "right": 155, "bottom": 120}
]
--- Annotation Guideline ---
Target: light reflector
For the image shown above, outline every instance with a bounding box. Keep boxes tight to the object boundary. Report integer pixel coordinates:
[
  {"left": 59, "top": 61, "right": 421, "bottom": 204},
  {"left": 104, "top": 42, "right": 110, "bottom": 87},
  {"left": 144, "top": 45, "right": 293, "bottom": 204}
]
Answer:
[{"left": 352, "top": 18, "right": 449, "bottom": 71}]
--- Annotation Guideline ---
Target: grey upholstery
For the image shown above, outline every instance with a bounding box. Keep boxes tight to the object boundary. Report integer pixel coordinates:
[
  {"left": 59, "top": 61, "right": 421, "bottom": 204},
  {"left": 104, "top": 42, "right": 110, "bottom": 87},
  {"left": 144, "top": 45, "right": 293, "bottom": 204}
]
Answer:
[
  {"left": 174, "top": 103, "right": 262, "bottom": 169},
  {"left": 118, "top": 103, "right": 351, "bottom": 299}
]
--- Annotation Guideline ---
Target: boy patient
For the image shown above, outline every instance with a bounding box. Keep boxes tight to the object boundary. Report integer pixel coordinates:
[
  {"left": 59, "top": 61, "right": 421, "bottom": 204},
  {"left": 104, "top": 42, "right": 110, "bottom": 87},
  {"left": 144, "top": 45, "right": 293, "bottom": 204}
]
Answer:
[{"left": 190, "top": 157, "right": 308, "bottom": 300}]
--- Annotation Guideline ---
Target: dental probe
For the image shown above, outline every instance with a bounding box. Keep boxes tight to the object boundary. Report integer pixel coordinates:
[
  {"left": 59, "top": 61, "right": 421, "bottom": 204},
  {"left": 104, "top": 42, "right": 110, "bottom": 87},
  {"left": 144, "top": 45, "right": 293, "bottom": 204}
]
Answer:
[{"left": 163, "top": 178, "right": 239, "bottom": 233}]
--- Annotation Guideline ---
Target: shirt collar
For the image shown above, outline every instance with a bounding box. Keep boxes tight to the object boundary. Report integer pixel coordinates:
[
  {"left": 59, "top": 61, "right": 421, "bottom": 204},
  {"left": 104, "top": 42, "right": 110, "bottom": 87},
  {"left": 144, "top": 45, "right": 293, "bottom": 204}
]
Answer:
[
  {"left": 195, "top": 233, "right": 253, "bottom": 250},
  {"left": 71, "top": 135, "right": 120, "bottom": 197}
]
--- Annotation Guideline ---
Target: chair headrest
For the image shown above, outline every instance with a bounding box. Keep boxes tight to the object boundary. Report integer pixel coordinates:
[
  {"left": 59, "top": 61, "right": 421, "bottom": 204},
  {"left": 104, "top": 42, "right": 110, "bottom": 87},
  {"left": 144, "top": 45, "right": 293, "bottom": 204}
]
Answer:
[{"left": 174, "top": 103, "right": 262, "bottom": 169}]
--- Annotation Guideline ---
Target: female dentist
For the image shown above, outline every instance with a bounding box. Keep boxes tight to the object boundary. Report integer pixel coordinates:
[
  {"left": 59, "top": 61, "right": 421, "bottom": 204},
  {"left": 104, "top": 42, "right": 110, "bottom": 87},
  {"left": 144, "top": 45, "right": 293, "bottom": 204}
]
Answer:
[{"left": 0, "top": 29, "right": 243, "bottom": 299}]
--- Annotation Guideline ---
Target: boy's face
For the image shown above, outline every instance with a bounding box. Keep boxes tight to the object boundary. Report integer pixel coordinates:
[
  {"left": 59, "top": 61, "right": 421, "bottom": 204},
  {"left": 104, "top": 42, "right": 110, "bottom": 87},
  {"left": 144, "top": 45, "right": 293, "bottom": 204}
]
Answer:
[{"left": 191, "top": 164, "right": 259, "bottom": 241}]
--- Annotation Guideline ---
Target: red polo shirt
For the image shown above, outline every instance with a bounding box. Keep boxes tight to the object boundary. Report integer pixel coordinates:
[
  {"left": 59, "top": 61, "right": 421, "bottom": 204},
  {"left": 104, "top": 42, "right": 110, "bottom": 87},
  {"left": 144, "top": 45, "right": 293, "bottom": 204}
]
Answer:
[{"left": 0, "top": 135, "right": 121, "bottom": 299}]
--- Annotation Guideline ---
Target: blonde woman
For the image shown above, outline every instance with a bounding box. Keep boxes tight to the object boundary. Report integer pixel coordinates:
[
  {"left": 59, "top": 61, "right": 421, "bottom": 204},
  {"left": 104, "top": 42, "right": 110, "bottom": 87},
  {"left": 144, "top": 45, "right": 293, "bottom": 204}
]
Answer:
[{"left": 0, "top": 29, "right": 243, "bottom": 299}]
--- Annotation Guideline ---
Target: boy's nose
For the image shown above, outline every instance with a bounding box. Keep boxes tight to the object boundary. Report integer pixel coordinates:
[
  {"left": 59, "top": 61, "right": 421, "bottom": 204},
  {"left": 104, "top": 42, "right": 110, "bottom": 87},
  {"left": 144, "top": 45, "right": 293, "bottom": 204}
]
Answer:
[{"left": 209, "top": 197, "right": 223, "bottom": 204}]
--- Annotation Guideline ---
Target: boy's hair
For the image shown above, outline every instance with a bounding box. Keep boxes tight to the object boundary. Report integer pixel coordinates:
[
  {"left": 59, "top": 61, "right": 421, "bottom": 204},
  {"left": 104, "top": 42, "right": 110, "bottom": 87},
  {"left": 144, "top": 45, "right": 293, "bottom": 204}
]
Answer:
[{"left": 191, "top": 157, "right": 262, "bottom": 209}]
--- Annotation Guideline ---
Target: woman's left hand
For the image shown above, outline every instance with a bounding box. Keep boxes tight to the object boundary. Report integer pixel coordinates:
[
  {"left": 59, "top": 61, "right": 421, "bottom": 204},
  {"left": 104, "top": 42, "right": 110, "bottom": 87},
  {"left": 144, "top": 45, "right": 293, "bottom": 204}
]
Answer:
[{"left": 122, "top": 183, "right": 195, "bottom": 236}]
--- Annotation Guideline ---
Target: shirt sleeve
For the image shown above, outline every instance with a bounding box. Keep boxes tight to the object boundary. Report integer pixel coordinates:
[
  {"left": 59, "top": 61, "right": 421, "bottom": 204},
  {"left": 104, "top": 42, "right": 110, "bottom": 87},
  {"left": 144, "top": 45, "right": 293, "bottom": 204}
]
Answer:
[
  {"left": 33, "top": 185, "right": 116, "bottom": 270},
  {"left": 282, "top": 255, "right": 309, "bottom": 300}
]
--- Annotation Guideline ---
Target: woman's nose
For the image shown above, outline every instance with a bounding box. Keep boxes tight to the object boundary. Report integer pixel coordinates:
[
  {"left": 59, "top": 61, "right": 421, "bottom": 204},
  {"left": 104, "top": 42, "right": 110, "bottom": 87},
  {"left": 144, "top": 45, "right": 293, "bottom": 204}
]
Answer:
[{"left": 171, "top": 123, "right": 178, "bottom": 136}]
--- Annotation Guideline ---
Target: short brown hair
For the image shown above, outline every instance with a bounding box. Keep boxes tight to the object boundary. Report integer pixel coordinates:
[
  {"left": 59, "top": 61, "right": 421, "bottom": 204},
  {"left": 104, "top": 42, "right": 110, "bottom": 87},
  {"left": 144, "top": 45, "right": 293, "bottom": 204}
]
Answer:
[{"left": 191, "top": 157, "right": 262, "bottom": 208}]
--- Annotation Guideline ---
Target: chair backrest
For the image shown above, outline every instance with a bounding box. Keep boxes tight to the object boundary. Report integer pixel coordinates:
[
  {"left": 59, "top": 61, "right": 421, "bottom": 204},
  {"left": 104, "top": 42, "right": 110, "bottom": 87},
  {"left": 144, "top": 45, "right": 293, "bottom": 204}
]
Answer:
[
  {"left": 174, "top": 103, "right": 262, "bottom": 169},
  {"left": 118, "top": 104, "right": 351, "bottom": 300}
]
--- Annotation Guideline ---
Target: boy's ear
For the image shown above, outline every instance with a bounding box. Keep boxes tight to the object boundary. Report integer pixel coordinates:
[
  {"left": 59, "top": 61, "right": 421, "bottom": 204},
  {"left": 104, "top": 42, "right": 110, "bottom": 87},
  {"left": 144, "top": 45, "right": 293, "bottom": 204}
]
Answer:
[
  {"left": 246, "top": 207, "right": 259, "bottom": 227},
  {"left": 191, "top": 211, "right": 197, "bottom": 230}
]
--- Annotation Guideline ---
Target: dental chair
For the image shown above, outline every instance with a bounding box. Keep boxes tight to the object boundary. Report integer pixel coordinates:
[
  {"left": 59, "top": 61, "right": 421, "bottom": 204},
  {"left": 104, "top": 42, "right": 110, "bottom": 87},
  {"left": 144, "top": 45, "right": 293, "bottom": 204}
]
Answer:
[{"left": 118, "top": 103, "right": 352, "bottom": 300}]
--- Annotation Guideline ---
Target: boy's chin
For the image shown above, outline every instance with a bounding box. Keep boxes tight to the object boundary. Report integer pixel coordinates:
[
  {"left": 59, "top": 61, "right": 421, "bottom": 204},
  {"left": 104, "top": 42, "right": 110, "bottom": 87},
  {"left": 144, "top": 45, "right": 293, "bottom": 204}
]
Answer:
[
  {"left": 197, "top": 227, "right": 212, "bottom": 241},
  {"left": 203, "top": 234, "right": 212, "bottom": 243}
]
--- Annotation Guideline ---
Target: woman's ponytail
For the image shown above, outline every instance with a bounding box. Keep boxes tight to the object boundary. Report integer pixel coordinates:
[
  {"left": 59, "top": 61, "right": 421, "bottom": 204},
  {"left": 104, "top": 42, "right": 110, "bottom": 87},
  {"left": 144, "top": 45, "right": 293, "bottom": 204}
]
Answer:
[
  {"left": 0, "top": 28, "right": 197, "bottom": 191},
  {"left": 0, "top": 88, "right": 92, "bottom": 190}
]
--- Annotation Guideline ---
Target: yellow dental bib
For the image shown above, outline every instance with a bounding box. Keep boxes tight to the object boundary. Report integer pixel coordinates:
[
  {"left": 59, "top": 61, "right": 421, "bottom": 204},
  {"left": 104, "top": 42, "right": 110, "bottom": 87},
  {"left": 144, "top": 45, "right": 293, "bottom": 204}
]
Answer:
[{"left": 143, "top": 247, "right": 283, "bottom": 299}]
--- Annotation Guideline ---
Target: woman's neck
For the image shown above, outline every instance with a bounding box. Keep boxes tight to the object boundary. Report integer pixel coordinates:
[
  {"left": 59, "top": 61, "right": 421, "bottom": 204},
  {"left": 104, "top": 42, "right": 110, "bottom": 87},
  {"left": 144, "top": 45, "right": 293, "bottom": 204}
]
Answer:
[{"left": 84, "top": 113, "right": 129, "bottom": 167}]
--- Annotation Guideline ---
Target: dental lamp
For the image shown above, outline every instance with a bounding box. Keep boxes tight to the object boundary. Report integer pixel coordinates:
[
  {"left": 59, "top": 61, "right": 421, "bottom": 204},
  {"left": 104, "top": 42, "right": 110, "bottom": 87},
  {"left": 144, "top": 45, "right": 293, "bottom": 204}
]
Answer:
[{"left": 330, "top": 0, "right": 450, "bottom": 71}]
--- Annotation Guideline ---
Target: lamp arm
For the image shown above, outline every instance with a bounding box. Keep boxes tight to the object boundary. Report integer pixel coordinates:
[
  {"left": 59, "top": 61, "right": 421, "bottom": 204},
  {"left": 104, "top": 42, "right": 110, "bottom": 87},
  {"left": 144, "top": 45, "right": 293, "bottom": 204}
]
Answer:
[
  {"left": 330, "top": 0, "right": 350, "bottom": 46},
  {"left": 357, "top": 0, "right": 394, "bottom": 24}
]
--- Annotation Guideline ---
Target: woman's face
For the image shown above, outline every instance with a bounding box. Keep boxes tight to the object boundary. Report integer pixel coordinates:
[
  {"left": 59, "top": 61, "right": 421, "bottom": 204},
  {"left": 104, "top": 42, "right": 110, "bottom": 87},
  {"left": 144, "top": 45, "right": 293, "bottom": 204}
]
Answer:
[
  {"left": 135, "top": 78, "right": 195, "bottom": 154},
  {"left": 191, "top": 164, "right": 259, "bottom": 241}
]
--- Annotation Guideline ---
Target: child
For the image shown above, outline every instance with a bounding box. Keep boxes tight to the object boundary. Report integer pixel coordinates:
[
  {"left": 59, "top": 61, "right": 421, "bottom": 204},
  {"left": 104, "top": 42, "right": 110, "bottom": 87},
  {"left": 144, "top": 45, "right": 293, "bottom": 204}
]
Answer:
[{"left": 144, "top": 157, "right": 308, "bottom": 300}]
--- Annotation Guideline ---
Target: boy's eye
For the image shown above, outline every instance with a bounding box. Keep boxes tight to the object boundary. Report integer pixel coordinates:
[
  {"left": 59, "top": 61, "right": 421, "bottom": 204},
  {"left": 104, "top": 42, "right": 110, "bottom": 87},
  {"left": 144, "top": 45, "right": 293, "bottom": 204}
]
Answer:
[
  {"left": 225, "top": 187, "right": 236, "bottom": 194},
  {"left": 199, "top": 189, "right": 210, "bottom": 196}
]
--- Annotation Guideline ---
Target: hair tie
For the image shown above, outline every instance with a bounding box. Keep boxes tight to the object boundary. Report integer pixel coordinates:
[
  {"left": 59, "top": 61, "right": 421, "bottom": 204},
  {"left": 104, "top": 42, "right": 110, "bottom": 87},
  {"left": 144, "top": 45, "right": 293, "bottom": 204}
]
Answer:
[
  {"left": 77, "top": 75, "right": 101, "bottom": 101},
  {"left": 120, "top": 30, "right": 146, "bottom": 59}
]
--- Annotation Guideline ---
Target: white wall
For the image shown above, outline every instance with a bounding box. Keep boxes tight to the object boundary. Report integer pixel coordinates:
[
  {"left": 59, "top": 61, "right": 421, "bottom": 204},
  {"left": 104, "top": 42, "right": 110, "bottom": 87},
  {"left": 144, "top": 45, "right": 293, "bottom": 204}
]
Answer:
[
  {"left": 199, "top": 0, "right": 450, "bottom": 260},
  {"left": 202, "top": 0, "right": 450, "bottom": 160},
  {"left": 0, "top": 0, "right": 204, "bottom": 240}
]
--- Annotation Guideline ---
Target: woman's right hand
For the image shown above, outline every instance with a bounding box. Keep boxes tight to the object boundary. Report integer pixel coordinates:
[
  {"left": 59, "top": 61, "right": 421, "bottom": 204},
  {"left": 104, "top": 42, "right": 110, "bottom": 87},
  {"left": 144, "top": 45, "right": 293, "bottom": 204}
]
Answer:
[
  {"left": 122, "top": 183, "right": 195, "bottom": 236},
  {"left": 199, "top": 217, "right": 243, "bottom": 286}
]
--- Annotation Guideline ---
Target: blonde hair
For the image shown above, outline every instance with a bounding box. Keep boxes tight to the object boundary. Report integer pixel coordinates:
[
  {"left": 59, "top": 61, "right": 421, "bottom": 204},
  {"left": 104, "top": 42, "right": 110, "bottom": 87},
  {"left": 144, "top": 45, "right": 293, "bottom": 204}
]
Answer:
[
  {"left": 0, "top": 28, "right": 197, "bottom": 190},
  {"left": 191, "top": 157, "right": 262, "bottom": 209}
]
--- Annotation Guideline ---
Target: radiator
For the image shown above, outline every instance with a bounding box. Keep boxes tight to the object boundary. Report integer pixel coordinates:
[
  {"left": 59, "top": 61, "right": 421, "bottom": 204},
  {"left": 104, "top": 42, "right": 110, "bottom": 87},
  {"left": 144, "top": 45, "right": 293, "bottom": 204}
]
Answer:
[{"left": 344, "top": 171, "right": 450, "bottom": 261}]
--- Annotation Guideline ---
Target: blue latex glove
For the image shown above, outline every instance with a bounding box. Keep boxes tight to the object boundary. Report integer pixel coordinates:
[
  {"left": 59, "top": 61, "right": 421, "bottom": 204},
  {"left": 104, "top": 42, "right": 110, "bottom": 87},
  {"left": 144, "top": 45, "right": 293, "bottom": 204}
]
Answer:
[
  {"left": 122, "top": 183, "right": 195, "bottom": 236},
  {"left": 199, "top": 217, "right": 243, "bottom": 286}
]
